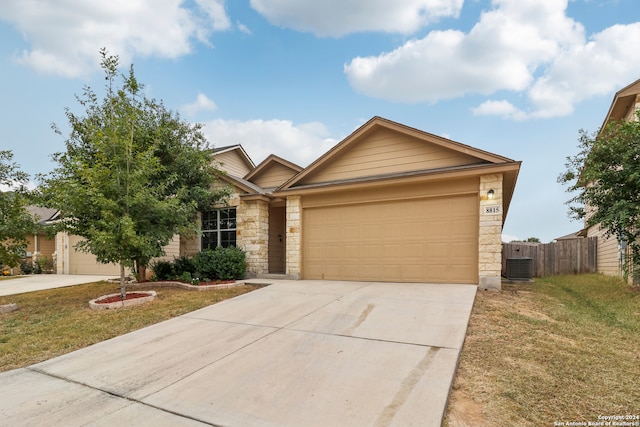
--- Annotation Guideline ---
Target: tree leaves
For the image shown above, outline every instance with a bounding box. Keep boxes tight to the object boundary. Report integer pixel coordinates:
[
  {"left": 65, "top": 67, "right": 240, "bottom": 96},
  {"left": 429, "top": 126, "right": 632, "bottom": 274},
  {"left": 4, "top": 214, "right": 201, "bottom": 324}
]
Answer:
[
  {"left": 38, "top": 50, "right": 227, "bottom": 288},
  {"left": 559, "top": 111, "right": 640, "bottom": 267},
  {"left": 0, "top": 151, "right": 35, "bottom": 267}
]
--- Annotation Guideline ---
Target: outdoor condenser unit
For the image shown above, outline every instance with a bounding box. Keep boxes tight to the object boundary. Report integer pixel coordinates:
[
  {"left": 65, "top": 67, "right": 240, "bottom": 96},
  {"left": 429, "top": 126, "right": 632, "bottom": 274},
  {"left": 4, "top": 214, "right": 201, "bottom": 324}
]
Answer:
[{"left": 505, "top": 257, "right": 533, "bottom": 280}]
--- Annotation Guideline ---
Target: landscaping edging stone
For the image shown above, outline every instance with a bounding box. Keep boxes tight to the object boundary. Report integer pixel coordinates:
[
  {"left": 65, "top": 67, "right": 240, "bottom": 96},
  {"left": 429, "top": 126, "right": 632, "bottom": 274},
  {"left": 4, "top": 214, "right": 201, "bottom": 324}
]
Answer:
[
  {"left": 0, "top": 303, "right": 18, "bottom": 313},
  {"left": 89, "top": 291, "right": 157, "bottom": 310},
  {"left": 126, "top": 280, "right": 252, "bottom": 291}
]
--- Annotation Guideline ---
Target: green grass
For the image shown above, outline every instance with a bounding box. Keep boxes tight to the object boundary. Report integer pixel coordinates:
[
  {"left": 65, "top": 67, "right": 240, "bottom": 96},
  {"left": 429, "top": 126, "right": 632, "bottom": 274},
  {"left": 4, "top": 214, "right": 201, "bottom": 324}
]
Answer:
[
  {"left": 445, "top": 274, "right": 640, "bottom": 426},
  {"left": 0, "top": 281, "right": 259, "bottom": 372}
]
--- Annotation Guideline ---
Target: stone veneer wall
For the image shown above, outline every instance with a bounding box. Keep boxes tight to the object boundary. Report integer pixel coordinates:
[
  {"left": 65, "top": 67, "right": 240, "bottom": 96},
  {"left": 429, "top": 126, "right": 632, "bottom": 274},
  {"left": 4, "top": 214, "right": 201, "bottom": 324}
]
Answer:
[
  {"left": 237, "top": 198, "right": 269, "bottom": 276},
  {"left": 478, "top": 174, "right": 503, "bottom": 290},
  {"left": 286, "top": 195, "right": 301, "bottom": 279}
]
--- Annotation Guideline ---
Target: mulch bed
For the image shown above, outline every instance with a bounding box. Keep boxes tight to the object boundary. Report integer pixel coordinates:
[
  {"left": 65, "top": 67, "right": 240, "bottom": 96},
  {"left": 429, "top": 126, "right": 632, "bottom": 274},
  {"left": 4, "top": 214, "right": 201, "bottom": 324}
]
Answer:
[
  {"left": 126, "top": 280, "right": 243, "bottom": 291},
  {"left": 95, "top": 292, "right": 153, "bottom": 304}
]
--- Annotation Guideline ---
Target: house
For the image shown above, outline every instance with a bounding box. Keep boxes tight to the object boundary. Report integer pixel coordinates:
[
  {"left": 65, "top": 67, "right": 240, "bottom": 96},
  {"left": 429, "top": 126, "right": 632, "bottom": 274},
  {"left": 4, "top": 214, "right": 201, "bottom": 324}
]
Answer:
[
  {"left": 44, "top": 116, "right": 520, "bottom": 289},
  {"left": 22, "top": 206, "right": 57, "bottom": 270},
  {"left": 185, "top": 116, "right": 521, "bottom": 289},
  {"left": 584, "top": 78, "right": 640, "bottom": 280},
  {"left": 554, "top": 231, "right": 585, "bottom": 242}
]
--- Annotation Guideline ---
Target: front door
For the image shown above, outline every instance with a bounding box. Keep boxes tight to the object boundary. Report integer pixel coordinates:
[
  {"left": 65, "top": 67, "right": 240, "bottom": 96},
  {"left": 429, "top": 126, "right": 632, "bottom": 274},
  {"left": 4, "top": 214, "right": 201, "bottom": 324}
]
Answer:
[{"left": 268, "top": 206, "right": 286, "bottom": 273}]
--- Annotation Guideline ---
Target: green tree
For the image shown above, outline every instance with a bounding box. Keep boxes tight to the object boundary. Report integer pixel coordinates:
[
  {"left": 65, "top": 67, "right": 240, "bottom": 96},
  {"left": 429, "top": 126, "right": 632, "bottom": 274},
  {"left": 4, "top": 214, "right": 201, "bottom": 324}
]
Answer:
[
  {"left": 559, "top": 111, "right": 640, "bottom": 272},
  {"left": 0, "top": 151, "right": 34, "bottom": 269},
  {"left": 39, "top": 49, "right": 227, "bottom": 298}
]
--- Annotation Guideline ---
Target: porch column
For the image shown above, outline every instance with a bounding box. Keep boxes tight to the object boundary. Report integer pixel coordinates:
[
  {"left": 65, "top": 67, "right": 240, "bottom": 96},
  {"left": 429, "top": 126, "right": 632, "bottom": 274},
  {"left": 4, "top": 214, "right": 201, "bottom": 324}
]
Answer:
[
  {"left": 286, "top": 195, "right": 301, "bottom": 279},
  {"left": 479, "top": 174, "right": 503, "bottom": 290},
  {"left": 237, "top": 198, "right": 269, "bottom": 277},
  {"left": 55, "top": 232, "right": 69, "bottom": 275}
]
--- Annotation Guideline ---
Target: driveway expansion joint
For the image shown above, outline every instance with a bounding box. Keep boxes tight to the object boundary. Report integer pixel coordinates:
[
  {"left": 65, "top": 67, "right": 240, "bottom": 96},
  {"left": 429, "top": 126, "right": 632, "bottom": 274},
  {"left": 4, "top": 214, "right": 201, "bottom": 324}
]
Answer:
[{"left": 25, "top": 366, "right": 224, "bottom": 427}]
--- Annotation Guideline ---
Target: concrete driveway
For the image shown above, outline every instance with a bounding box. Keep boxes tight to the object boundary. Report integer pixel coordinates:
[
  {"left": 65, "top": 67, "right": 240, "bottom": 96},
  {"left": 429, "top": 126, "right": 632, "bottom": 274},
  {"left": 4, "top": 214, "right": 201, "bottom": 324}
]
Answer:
[
  {"left": 0, "top": 274, "right": 118, "bottom": 297},
  {"left": 0, "top": 280, "right": 476, "bottom": 426}
]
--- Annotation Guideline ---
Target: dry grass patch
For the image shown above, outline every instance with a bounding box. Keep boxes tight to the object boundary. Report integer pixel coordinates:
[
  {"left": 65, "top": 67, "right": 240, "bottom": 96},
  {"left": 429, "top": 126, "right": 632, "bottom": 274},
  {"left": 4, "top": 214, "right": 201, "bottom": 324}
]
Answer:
[
  {"left": 445, "top": 274, "right": 640, "bottom": 426},
  {"left": 0, "top": 281, "right": 259, "bottom": 372}
]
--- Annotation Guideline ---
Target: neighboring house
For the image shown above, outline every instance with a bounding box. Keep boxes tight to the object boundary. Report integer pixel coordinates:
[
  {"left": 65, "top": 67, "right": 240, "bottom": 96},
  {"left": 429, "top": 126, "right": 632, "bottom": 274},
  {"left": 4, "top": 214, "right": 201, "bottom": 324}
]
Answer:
[
  {"left": 35, "top": 116, "right": 521, "bottom": 288},
  {"left": 187, "top": 116, "right": 521, "bottom": 289},
  {"left": 554, "top": 231, "right": 585, "bottom": 242},
  {"left": 584, "top": 79, "right": 640, "bottom": 280},
  {"left": 23, "top": 206, "right": 58, "bottom": 270}
]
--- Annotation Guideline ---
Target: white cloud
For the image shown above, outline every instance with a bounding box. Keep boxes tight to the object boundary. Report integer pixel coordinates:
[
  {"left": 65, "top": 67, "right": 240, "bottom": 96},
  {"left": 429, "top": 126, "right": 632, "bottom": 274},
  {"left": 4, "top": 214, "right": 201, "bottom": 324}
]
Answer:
[
  {"left": 524, "top": 23, "right": 640, "bottom": 118},
  {"left": 472, "top": 100, "right": 527, "bottom": 121},
  {"left": 182, "top": 93, "right": 218, "bottom": 116},
  {"left": 250, "top": 0, "right": 463, "bottom": 37},
  {"left": 344, "top": 0, "right": 640, "bottom": 119},
  {"left": 236, "top": 21, "right": 252, "bottom": 35},
  {"left": 203, "top": 118, "right": 339, "bottom": 167},
  {"left": 0, "top": 0, "right": 231, "bottom": 78},
  {"left": 194, "top": 0, "right": 231, "bottom": 31}
]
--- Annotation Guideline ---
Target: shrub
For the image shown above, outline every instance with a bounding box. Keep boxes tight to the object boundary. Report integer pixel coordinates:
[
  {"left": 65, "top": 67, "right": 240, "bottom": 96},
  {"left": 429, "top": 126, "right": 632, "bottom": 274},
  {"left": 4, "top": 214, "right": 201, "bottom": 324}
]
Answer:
[
  {"left": 173, "top": 255, "right": 197, "bottom": 276},
  {"left": 194, "top": 249, "right": 217, "bottom": 280},
  {"left": 19, "top": 260, "right": 34, "bottom": 275},
  {"left": 152, "top": 247, "right": 246, "bottom": 282},
  {"left": 212, "top": 246, "right": 246, "bottom": 280},
  {"left": 151, "top": 260, "right": 175, "bottom": 281},
  {"left": 178, "top": 271, "right": 192, "bottom": 283},
  {"left": 36, "top": 256, "right": 54, "bottom": 274}
]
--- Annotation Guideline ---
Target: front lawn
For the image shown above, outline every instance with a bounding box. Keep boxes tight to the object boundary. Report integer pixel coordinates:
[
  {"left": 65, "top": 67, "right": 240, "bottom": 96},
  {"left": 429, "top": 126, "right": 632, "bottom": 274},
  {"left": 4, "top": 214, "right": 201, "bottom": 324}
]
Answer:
[
  {"left": 0, "top": 281, "right": 258, "bottom": 372},
  {"left": 445, "top": 274, "right": 640, "bottom": 426}
]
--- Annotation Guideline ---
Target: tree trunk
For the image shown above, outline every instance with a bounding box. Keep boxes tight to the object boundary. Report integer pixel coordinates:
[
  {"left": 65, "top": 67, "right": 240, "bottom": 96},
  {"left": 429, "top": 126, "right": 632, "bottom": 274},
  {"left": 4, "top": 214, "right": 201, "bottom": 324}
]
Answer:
[
  {"left": 119, "top": 263, "right": 126, "bottom": 300},
  {"left": 134, "top": 258, "right": 147, "bottom": 283}
]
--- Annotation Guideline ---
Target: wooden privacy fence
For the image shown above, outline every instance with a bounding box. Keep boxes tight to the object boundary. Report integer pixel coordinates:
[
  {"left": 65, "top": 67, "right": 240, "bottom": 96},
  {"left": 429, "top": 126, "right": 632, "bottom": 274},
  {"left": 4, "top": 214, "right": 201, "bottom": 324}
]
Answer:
[{"left": 502, "top": 237, "right": 598, "bottom": 277}]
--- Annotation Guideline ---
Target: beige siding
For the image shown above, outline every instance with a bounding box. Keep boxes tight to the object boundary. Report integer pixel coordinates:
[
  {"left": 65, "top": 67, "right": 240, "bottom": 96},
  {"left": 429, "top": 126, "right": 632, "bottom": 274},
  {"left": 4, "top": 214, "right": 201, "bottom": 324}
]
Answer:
[
  {"left": 216, "top": 151, "right": 252, "bottom": 177},
  {"left": 251, "top": 163, "right": 299, "bottom": 189},
  {"left": 587, "top": 224, "right": 621, "bottom": 276},
  {"left": 38, "top": 236, "right": 56, "bottom": 258},
  {"left": 150, "top": 235, "right": 180, "bottom": 263},
  {"left": 302, "top": 128, "right": 481, "bottom": 185},
  {"left": 303, "top": 178, "right": 478, "bottom": 208},
  {"left": 24, "top": 233, "right": 55, "bottom": 259},
  {"left": 25, "top": 235, "right": 36, "bottom": 255}
]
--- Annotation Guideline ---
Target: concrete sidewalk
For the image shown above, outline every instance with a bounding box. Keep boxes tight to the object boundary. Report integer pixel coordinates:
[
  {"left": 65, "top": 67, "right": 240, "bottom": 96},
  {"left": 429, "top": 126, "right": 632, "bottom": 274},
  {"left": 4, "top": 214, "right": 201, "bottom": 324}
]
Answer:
[
  {"left": 0, "top": 280, "right": 477, "bottom": 426},
  {"left": 0, "top": 274, "right": 118, "bottom": 297}
]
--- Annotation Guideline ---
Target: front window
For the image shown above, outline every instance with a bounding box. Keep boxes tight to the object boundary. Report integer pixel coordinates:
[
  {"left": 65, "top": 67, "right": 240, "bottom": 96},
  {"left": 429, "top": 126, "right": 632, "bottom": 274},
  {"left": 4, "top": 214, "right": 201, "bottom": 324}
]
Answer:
[{"left": 201, "top": 208, "right": 236, "bottom": 249}]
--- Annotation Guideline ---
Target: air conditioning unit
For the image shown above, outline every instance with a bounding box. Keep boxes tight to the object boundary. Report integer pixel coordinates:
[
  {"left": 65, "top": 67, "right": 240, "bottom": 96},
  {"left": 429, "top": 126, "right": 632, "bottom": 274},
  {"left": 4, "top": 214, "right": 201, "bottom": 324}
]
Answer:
[{"left": 505, "top": 257, "right": 533, "bottom": 280}]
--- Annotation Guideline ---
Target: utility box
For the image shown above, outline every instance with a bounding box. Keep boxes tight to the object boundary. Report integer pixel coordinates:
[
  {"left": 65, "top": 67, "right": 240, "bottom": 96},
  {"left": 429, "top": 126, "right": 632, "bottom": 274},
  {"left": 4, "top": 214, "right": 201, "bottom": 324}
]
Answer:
[{"left": 505, "top": 257, "right": 533, "bottom": 280}]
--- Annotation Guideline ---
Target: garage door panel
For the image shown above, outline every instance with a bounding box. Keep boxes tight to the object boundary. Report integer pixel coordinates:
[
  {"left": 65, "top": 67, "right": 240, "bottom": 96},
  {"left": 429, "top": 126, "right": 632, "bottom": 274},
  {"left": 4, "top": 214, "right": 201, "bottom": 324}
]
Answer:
[{"left": 302, "top": 194, "right": 478, "bottom": 284}]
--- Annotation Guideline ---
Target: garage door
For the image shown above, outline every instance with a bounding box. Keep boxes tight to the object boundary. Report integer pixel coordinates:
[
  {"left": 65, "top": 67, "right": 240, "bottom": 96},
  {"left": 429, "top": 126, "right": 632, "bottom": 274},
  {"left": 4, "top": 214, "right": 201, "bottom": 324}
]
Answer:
[
  {"left": 67, "top": 235, "right": 121, "bottom": 275},
  {"left": 302, "top": 194, "right": 478, "bottom": 283}
]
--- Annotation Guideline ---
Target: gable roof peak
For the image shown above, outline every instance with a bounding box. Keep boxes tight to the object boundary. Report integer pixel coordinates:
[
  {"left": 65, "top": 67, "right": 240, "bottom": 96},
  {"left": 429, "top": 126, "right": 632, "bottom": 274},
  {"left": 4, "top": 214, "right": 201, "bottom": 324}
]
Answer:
[
  {"left": 277, "top": 115, "right": 515, "bottom": 191},
  {"left": 212, "top": 144, "right": 255, "bottom": 169},
  {"left": 602, "top": 78, "right": 640, "bottom": 127}
]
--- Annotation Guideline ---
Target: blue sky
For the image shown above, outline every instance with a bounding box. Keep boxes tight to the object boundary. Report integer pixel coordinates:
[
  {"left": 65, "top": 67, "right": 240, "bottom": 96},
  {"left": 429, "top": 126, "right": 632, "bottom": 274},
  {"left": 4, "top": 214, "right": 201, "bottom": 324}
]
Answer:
[{"left": 1, "top": 0, "right": 639, "bottom": 243}]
